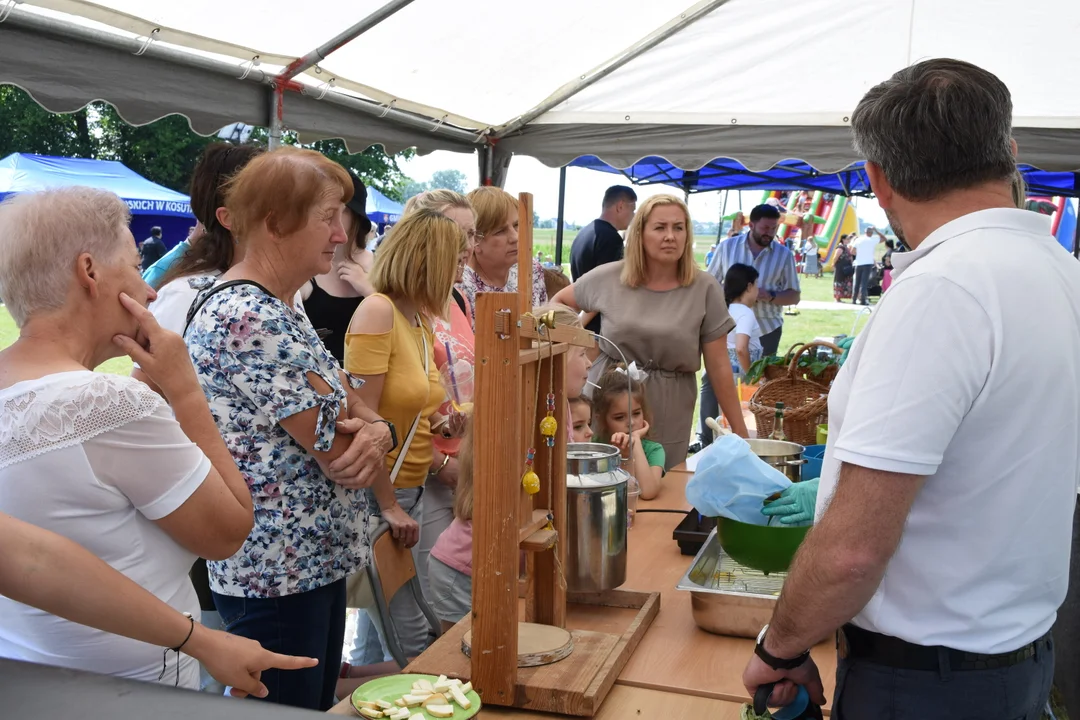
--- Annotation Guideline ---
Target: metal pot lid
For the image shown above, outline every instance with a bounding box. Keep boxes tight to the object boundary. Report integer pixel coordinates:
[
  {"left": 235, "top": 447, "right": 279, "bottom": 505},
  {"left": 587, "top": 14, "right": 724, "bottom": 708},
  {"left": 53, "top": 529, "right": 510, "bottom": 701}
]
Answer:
[
  {"left": 566, "top": 442, "right": 628, "bottom": 488},
  {"left": 746, "top": 438, "right": 805, "bottom": 458}
]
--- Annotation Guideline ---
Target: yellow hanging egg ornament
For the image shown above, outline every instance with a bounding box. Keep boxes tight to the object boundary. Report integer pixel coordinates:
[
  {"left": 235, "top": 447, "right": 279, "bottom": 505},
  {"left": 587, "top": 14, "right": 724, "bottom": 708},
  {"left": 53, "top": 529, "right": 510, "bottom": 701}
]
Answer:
[
  {"left": 521, "top": 447, "right": 540, "bottom": 494},
  {"left": 521, "top": 470, "right": 540, "bottom": 495},
  {"left": 539, "top": 415, "right": 558, "bottom": 437},
  {"left": 540, "top": 393, "right": 558, "bottom": 447}
]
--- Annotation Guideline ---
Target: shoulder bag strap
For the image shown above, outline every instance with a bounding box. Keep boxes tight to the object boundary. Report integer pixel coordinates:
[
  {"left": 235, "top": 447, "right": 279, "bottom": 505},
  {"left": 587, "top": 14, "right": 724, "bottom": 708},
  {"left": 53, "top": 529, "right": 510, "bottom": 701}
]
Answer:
[
  {"left": 183, "top": 279, "right": 275, "bottom": 338},
  {"left": 388, "top": 313, "right": 430, "bottom": 484}
]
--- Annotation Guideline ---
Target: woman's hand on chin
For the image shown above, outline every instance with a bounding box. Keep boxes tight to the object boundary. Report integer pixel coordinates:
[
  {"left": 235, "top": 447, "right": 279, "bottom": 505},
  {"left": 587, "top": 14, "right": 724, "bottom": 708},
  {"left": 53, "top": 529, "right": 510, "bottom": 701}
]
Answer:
[{"left": 112, "top": 293, "right": 201, "bottom": 404}]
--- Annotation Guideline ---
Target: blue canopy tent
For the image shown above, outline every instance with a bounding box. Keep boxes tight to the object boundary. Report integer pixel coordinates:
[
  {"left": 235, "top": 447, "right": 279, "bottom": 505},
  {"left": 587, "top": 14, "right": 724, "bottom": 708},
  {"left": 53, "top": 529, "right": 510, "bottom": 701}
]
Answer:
[
  {"left": 568, "top": 156, "right": 1080, "bottom": 198},
  {"left": 367, "top": 187, "right": 404, "bottom": 228},
  {"left": 563, "top": 155, "right": 1080, "bottom": 258},
  {"left": 0, "top": 153, "right": 194, "bottom": 248}
]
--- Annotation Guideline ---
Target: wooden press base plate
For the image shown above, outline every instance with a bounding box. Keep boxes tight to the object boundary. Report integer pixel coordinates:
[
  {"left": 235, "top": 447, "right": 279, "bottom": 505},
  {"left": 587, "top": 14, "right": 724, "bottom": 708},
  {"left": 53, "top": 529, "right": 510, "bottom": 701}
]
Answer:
[
  {"left": 406, "top": 589, "right": 660, "bottom": 716},
  {"left": 462, "top": 622, "right": 573, "bottom": 667}
]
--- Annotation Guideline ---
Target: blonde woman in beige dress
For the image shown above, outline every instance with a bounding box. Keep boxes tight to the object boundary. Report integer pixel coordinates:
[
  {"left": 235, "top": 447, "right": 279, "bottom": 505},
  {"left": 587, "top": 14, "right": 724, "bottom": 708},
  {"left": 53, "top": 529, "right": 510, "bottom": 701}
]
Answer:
[{"left": 553, "top": 195, "right": 748, "bottom": 469}]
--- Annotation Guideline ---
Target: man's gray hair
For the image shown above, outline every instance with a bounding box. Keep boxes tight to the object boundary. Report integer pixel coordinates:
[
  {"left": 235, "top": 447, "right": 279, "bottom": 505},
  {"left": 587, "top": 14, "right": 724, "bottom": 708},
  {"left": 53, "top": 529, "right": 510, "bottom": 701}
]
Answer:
[
  {"left": 852, "top": 58, "right": 1016, "bottom": 202},
  {"left": 0, "top": 187, "right": 131, "bottom": 326}
]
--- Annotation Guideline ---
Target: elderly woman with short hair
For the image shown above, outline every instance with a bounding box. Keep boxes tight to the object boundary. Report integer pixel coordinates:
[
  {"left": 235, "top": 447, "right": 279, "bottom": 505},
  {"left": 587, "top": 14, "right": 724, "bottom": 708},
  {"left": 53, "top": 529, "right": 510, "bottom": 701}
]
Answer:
[
  {"left": 184, "top": 147, "right": 393, "bottom": 710},
  {"left": 0, "top": 187, "right": 254, "bottom": 689}
]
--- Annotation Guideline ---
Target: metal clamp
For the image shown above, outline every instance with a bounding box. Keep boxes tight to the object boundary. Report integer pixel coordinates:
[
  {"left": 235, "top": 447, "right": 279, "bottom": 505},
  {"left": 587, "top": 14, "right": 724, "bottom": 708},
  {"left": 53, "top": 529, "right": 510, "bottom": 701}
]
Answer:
[
  {"left": 315, "top": 77, "right": 336, "bottom": 100},
  {"left": 0, "top": 0, "right": 20, "bottom": 24},
  {"left": 238, "top": 55, "right": 261, "bottom": 81},
  {"left": 133, "top": 28, "right": 160, "bottom": 56}
]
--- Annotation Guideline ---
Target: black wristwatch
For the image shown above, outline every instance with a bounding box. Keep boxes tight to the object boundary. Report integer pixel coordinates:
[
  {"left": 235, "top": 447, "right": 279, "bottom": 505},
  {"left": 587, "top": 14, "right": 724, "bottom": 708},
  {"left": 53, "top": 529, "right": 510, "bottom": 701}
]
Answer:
[
  {"left": 754, "top": 624, "right": 811, "bottom": 670},
  {"left": 371, "top": 419, "right": 398, "bottom": 453}
]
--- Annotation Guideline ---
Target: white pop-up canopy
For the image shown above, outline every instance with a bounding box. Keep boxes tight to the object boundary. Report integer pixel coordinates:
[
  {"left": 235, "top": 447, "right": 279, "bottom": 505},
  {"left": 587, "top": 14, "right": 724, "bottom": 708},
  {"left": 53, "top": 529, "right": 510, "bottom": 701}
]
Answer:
[{"left": 2, "top": 0, "right": 1080, "bottom": 178}]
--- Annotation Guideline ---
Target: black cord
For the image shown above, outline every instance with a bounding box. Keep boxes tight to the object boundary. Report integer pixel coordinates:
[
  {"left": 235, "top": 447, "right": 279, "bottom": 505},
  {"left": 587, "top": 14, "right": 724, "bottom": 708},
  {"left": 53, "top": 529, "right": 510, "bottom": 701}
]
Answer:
[
  {"left": 159, "top": 612, "right": 195, "bottom": 686},
  {"left": 637, "top": 508, "right": 690, "bottom": 514}
]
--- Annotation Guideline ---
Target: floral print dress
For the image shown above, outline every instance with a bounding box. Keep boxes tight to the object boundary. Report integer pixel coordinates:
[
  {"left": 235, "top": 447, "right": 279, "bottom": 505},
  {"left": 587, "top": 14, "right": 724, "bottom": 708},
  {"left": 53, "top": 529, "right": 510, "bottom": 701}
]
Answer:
[
  {"left": 457, "top": 260, "right": 548, "bottom": 331},
  {"left": 185, "top": 283, "right": 370, "bottom": 599}
]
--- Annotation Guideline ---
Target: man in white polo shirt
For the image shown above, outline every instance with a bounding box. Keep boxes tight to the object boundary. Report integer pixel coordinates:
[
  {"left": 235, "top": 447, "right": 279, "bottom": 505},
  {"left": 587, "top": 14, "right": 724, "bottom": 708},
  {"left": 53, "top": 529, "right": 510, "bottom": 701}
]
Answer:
[
  {"left": 742, "top": 58, "right": 1080, "bottom": 719},
  {"left": 850, "top": 226, "right": 884, "bottom": 305}
]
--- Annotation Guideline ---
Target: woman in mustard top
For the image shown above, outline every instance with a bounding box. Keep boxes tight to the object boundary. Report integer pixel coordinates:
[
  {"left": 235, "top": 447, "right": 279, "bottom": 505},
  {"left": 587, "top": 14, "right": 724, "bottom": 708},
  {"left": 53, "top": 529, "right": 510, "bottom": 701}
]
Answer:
[{"left": 344, "top": 209, "right": 467, "bottom": 659}]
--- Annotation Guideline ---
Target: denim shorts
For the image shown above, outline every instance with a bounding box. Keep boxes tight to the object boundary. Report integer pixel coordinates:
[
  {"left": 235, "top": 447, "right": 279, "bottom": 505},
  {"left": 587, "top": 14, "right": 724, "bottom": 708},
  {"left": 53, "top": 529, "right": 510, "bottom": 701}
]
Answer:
[{"left": 426, "top": 556, "right": 471, "bottom": 624}]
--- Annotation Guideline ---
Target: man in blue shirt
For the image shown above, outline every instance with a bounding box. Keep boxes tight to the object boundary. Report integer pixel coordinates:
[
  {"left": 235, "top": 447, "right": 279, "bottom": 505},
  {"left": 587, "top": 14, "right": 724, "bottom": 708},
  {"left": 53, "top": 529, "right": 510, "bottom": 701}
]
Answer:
[{"left": 700, "top": 204, "right": 801, "bottom": 445}]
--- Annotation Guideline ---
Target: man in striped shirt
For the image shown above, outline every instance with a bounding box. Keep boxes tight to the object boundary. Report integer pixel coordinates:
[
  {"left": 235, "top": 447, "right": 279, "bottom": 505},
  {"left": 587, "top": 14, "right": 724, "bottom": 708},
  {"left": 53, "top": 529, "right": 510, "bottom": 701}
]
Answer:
[{"left": 700, "top": 204, "right": 800, "bottom": 445}]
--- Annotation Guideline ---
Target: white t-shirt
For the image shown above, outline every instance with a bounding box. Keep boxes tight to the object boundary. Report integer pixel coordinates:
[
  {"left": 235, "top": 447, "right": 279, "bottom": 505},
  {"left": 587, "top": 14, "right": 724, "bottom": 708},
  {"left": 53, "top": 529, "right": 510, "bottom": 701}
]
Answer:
[
  {"left": 726, "top": 302, "right": 762, "bottom": 354},
  {"left": 815, "top": 208, "right": 1080, "bottom": 654},
  {"left": 852, "top": 234, "right": 879, "bottom": 266},
  {"left": 0, "top": 371, "right": 210, "bottom": 687}
]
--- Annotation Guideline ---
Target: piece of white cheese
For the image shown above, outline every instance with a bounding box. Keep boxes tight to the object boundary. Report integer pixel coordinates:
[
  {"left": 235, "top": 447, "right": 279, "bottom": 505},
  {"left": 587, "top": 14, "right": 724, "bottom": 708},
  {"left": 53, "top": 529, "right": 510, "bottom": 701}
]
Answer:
[
  {"left": 375, "top": 700, "right": 394, "bottom": 710},
  {"left": 409, "top": 715, "right": 425, "bottom": 720},
  {"left": 426, "top": 704, "right": 455, "bottom": 718},
  {"left": 446, "top": 679, "right": 462, "bottom": 687},
  {"left": 448, "top": 685, "right": 471, "bottom": 710},
  {"left": 356, "top": 701, "right": 380, "bottom": 711},
  {"left": 401, "top": 695, "right": 428, "bottom": 707},
  {"left": 389, "top": 708, "right": 411, "bottom": 720},
  {"left": 458, "top": 682, "right": 472, "bottom": 695},
  {"left": 358, "top": 708, "right": 383, "bottom": 719},
  {"left": 421, "top": 693, "right": 447, "bottom": 708},
  {"left": 417, "top": 679, "right": 435, "bottom": 694}
]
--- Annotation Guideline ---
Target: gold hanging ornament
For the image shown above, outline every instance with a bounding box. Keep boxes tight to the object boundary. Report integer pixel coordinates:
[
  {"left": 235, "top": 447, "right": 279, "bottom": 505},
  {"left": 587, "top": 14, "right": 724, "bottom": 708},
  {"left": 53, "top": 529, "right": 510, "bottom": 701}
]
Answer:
[{"left": 521, "top": 447, "right": 540, "bottom": 495}]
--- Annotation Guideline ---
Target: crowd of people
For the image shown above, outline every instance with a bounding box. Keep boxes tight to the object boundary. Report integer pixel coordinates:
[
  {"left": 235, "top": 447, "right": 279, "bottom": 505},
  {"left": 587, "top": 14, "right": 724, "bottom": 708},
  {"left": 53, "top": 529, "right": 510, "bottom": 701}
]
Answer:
[{"left": 0, "top": 57, "right": 1078, "bottom": 720}]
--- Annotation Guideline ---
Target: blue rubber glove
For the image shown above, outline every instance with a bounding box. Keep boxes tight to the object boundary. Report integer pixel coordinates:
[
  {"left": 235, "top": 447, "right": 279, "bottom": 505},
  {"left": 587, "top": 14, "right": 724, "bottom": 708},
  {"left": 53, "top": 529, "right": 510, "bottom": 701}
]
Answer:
[{"left": 761, "top": 478, "right": 820, "bottom": 526}]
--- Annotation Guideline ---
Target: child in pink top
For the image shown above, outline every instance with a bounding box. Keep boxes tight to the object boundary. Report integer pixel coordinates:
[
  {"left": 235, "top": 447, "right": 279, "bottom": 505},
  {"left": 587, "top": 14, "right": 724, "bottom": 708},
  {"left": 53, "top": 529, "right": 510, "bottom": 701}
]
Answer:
[{"left": 427, "top": 304, "right": 591, "bottom": 630}]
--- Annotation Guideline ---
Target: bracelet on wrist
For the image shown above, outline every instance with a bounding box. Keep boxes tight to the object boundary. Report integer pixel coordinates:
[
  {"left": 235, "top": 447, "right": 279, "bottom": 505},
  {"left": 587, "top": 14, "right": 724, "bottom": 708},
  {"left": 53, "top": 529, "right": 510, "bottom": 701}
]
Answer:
[{"left": 159, "top": 612, "right": 195, "bottom": 687}]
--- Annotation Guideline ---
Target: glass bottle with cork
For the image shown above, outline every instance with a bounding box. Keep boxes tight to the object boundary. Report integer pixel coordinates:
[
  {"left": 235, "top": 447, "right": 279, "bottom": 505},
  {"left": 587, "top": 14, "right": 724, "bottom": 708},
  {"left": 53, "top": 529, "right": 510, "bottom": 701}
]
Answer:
[{"left": 770, "top": 401, "right": 788, "bottom": 441}]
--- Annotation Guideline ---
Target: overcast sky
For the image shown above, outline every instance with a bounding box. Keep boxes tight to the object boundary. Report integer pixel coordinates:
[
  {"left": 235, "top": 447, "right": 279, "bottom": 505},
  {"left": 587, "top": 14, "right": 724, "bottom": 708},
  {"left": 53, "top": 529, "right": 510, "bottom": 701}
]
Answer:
[{"left": 400, "top": 150, "right": 891, "bottom": 229}]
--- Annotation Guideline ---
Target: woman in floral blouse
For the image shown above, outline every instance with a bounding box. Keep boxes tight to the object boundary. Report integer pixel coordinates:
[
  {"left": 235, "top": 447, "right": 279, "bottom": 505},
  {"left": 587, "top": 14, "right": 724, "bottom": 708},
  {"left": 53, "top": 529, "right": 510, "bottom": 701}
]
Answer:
[
  {"left": 185, "top": 148, "right": 392, "bottom": 711},
  {"left": 458, "top": 187, "right": 547, "bottom": 327}
]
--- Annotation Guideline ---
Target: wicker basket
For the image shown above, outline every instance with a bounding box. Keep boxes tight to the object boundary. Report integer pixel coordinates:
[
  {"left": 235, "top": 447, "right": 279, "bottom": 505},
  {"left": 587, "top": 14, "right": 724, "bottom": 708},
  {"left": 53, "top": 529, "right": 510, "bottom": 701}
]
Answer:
[
  {"left": 762, "top": 343, "right": 804, "bottom": 381},
  {"left": 749, "top": 342, "right": 842, "bottom": 445}
]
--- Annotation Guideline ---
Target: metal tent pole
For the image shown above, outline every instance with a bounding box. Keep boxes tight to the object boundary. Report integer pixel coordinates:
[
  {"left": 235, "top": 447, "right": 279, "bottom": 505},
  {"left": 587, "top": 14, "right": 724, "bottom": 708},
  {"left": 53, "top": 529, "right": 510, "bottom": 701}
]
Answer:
[
  {"left": 267, "top": 0, "right": 417, "bottom": 148},
  {"left": 1073, "top": 176, "right": 1080, "bottom": 259},
  {"left": 494, "top": 0, "right": 729, "bottom": 137},
  {"left": 555, "top": 166, "right": 567, "bottom": 267},
  {"left": 278, "top": 0, "right": 417, "bottom": 82}
]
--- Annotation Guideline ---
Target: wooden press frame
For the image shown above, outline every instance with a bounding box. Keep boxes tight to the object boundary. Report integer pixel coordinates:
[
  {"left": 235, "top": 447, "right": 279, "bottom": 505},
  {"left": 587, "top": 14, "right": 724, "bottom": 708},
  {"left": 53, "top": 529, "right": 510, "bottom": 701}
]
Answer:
[{"left": 406, "top": 193, "right": 659, "bottom": 716}]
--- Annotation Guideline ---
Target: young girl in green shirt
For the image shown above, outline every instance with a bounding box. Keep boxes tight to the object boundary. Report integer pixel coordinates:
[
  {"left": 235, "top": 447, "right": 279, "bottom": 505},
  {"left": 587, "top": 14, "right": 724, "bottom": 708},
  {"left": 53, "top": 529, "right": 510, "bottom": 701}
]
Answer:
[{"left": 590, "top": 365, "right": 665, "bottom": 500}]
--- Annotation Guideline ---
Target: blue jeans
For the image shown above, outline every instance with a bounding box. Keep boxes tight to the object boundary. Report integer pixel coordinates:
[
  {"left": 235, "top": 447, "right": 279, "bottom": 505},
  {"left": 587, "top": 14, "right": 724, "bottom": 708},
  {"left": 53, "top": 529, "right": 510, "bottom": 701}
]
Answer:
[{"left": 212, "top": 579, "right": 347, "bottom": 711}]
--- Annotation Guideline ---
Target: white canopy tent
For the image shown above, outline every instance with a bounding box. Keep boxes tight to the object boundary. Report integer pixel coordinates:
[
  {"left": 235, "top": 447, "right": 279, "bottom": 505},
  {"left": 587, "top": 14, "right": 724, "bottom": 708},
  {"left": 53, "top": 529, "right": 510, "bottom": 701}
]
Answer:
[{"left": 2, "top": 0, "right": 1080, "bottom": 181}]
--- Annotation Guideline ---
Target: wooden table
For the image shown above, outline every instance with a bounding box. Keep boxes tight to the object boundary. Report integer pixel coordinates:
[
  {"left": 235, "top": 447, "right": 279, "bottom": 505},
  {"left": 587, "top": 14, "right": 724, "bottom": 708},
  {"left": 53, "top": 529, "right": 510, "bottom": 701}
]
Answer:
[{"left": 332, "top": 464, "right": 835, "bottom": 717}]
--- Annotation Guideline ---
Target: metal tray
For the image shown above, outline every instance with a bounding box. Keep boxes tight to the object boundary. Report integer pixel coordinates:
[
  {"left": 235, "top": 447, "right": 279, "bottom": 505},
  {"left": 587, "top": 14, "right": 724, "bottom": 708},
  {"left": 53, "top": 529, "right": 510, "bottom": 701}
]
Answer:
[{"left": 676, "top": 528, "right": 787, "bottom": 638}]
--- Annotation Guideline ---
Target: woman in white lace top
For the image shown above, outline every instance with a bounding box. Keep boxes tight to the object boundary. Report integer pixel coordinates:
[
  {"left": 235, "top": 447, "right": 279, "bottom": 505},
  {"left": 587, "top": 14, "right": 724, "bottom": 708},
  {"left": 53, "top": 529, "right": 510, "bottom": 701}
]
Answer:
[{"left": 0, "top": 187, "right": 256, "bottom": 689}]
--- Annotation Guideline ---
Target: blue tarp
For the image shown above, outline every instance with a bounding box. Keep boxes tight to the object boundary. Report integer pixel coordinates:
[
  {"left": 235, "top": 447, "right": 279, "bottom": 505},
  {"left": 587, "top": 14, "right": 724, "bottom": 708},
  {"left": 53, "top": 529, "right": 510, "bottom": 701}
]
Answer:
[
  {"left": 569, "top": 156, "right": 1080, "bottom": 198},
  {"left": 0, "top": 153, "right": 194, "bottom": 247},
  {"left": 367, "top": 187, "right": 404, "bottom": 226}
]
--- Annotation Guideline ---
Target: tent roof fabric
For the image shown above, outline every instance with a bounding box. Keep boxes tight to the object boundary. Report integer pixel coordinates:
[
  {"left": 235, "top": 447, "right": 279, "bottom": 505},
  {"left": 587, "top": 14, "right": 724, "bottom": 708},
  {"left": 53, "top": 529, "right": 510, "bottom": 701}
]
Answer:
[
  {"left": 3, "top": 1, "right": 1080, "bottom": 172},
  {"left": 571, "top": 157, "right": 1080, "bottom": 198},
  {"left": 366, "top": 187, "right": 404, "bottom": 223},
  {"left": 0, "top": 153, "right": 193, "bottom": 216}
]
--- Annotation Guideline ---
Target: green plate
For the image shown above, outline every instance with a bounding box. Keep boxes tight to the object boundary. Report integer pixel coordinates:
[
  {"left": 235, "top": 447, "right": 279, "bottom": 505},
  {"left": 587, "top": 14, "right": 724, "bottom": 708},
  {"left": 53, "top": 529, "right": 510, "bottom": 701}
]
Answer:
[{"left": 351, "top": 674, "right": 481, "bottom": 720}]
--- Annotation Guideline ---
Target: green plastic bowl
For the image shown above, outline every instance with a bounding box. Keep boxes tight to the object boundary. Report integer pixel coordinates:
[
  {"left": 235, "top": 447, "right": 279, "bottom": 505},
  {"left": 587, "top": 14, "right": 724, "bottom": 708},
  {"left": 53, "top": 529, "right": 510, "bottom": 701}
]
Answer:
[{"left": 716, "top": 517, "right": 809, "bottom": 574}]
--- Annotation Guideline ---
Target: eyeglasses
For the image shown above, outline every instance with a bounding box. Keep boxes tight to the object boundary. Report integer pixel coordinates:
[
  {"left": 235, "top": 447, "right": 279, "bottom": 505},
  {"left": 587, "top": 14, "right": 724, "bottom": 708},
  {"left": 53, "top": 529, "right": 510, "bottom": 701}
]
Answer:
[{"left": 469, "top": 230, "right": 484, "bottom": 242}]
